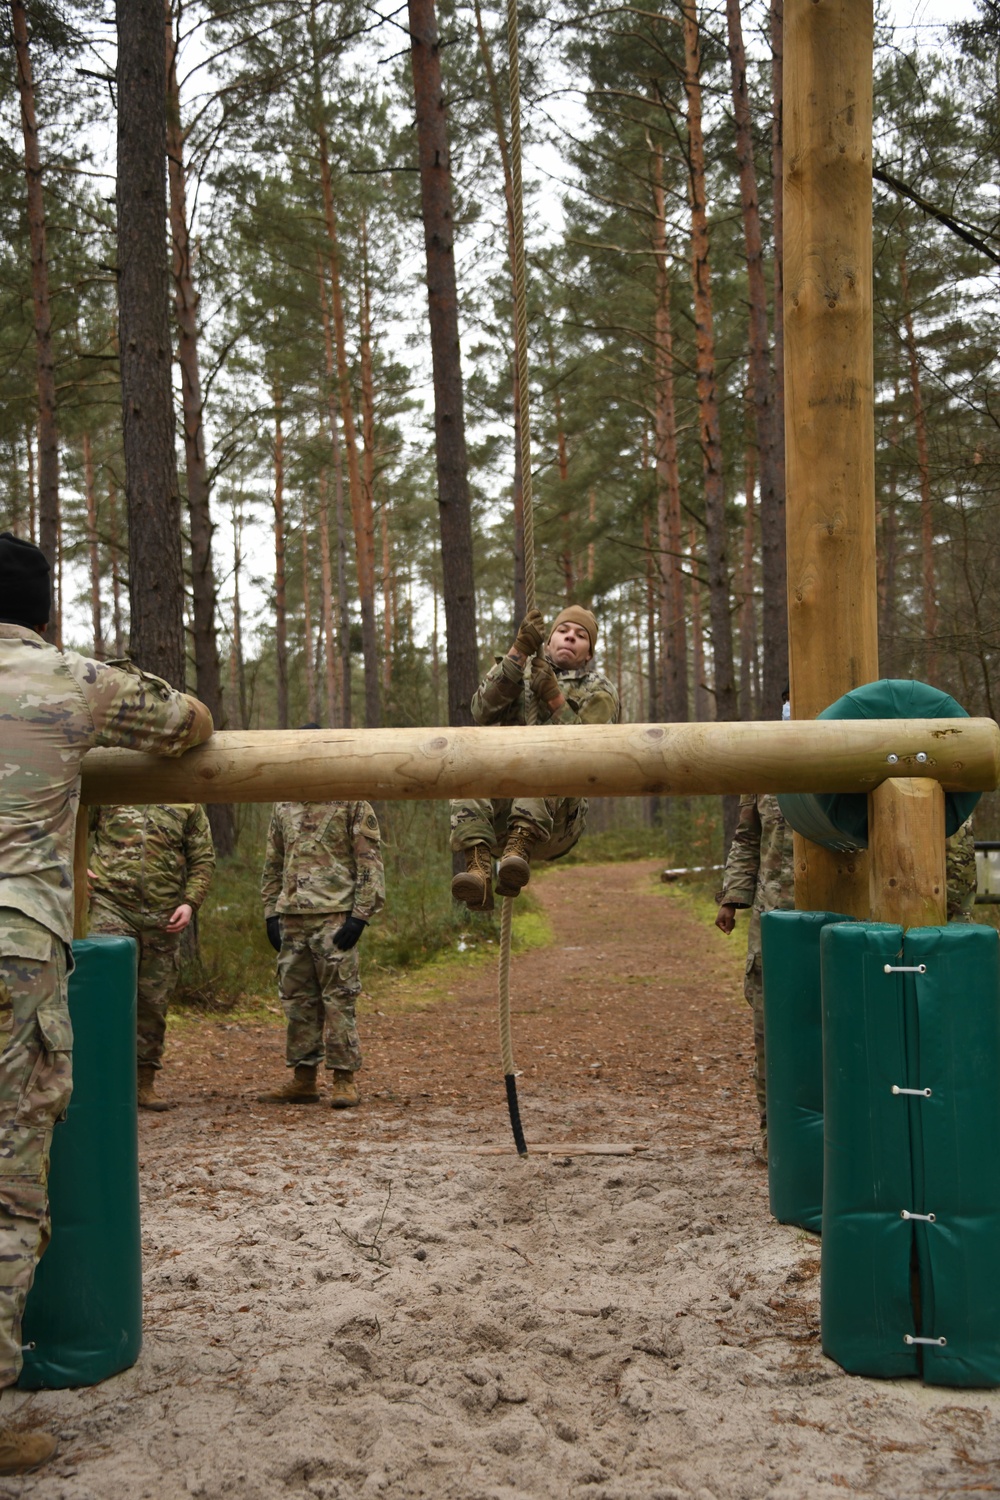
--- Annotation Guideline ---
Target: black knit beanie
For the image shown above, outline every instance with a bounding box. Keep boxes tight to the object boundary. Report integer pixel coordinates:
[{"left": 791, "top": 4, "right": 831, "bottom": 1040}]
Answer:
[{"left": 0, "top": 533, "right": 51, "bottom": 628}]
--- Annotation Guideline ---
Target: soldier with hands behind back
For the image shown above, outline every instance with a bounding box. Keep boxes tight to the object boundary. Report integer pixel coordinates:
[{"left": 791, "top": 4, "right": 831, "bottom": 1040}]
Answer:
[
  {"left": 0, "top": 534, "right": 212, "bottom": 1474},
  {"left": 258, "top": 772, "right": 384, "bottom": 1109}
]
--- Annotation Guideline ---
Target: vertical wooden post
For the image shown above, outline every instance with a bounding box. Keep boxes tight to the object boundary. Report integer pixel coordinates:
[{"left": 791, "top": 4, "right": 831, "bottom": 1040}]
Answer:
[
  {"left": 868, "top": 779, "right": 947, "bottom": 929},
  {"left": 73, "top": 805, "right": 89, "bottom": 941},
  {"left": 783, "top": 0, "right": 877, "bottom": 917}
]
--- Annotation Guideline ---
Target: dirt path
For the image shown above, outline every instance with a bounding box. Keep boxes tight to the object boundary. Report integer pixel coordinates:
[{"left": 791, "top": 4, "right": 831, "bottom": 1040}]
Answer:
[{"left": 5, "top": 862, "right": 999, "bottom": 1500}]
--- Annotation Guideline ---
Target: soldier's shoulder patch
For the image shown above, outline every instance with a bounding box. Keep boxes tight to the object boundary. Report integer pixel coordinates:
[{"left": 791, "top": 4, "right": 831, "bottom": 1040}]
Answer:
[{"left": 364, "top": 811, "right": 380, "bottom": 834}]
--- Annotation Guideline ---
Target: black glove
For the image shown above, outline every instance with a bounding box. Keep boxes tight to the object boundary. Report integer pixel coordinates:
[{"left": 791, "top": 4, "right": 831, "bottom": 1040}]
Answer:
[
  {"left": 265, "top": 915, "right": 282, "bottom": 952},
  {"left": 332, "top": 915, "right": 367, "bottom": 951}
]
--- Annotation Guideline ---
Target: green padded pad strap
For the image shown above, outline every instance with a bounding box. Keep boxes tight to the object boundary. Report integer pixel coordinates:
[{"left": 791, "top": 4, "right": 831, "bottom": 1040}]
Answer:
[
  {"left": 20, "top": 936, "right": 142, "bottom": 1391},
  {"left": 904, "top": 925, "right": 1000, "bottom": 1388},
  {"left": 777, "top": 678, "right": 980, "bottom": 852},
  {"left": 820, "top": 923, "right": 920, "bottom": 1379},
  {"left": 761, "top": 910, "right": 851, "bottom": 1232}
]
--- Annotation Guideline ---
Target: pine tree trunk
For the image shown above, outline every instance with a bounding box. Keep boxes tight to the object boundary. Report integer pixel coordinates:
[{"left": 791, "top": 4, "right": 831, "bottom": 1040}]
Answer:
[
  {"left": 230, "top": 509, "right": 248, "bottom": 729},
  {"left": 726, "top": 0, "right": 786, "bottom": 715},
  {"left": 314, "top": 122, "right": 380, "bottom": 728},
  {"left": 900, "top": 253, "right": 937, "bottom": 681},
  {"left": 689, "top": 524, "right": 709, "bottom": 721},
  {"left": 165, "top": 4, "right": 225, "bottom": 714},
  {"left": 26, "top": 425, "right": 36, "bottom": 543},
  {"left": 11, "top": 0, "right": 59, "bottom": 571},
  {"left": 108, "top": 472, "right": 125, "bottom": 656},
  {"left": 651, "top": 144, "right": 688, "bottom": 723},
  {"left": 771, "top": 0, "right": 785, "bottom": 516},
  {"left": 409, "top": 0, "right": 479, "bottom": 726},
  {"left": 357, "top": 210, "right": 382, "bottom": 725},
  {"left": 643, "top": 509, "right": 658, "bottom": 721},
  {"left": 300, "top": 498, "right": 318, "bottom": 725},
  {"left": 83, "top": 432, "right": 104, "bottom": 659},
  {"left": 380, "top": 495, "right": 393, "bottom": 692},
  {"left": 740, "top": 438, "right": 757, "bottom": 718},
  {"left": 316, "top": 258, "right": 352, "bottom": 728},
  {"left": 317, "top": 466, "right": 340, "bottom": 729},
  {"left": 682, "top": 0, "right": 737, "bottom": 724},
  {"left": 272, "top": 382, "right": 288, "bottom": 728},
  {"left": 117, "top": 0, "right": 185, "bottom": 685},
  {"left": 335, "top": 431, "right": 352, "bottom": 729},
  {"left": 473, "top": 1, "right": 526, "bottom": 626},
  {"left": 547, "top": 335, "right": 574, "bottom": 604}
]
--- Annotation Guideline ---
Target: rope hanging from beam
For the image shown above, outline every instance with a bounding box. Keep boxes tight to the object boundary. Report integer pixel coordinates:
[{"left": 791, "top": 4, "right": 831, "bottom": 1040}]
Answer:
[{"left": 498, "top": 0, "right": 533, "bottom": 1157}]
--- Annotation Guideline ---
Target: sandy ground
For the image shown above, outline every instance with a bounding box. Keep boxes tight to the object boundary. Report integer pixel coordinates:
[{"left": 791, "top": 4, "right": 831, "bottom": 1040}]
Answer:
[{"left": 3, "top": 860, "right": 999, "bottom": 1500}]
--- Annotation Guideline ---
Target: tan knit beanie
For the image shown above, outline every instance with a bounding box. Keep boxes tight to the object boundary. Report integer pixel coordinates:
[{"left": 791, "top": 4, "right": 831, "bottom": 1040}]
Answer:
[{"left": 548, "top": 605, "right": 598, "bottom": 652}]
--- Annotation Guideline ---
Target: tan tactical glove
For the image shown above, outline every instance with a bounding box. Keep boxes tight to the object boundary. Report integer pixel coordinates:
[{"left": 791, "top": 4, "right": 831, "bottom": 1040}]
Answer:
[
  {"left": 530, "top": 657, "right": 563, "bottom": 707},
  {"left": 513, "top": 608, "right": 545, "bottom": 659}
]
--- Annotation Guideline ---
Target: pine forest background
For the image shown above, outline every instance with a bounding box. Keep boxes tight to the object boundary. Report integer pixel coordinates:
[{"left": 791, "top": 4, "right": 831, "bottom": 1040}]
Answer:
[{"left": 3, "top": 0, "right": 1000, "bottom": 993}]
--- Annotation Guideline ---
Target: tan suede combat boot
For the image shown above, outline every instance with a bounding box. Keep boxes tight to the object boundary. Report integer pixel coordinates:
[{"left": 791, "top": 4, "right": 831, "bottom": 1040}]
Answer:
[
  {"left": 0, "top": 1426, "right": 57, "bottom": 1475},
  {"left": 137, "top": 1064, "right": 172, "bottom": 1112},
  {"left": 330, "top": 1069, "right": 360, "bottom": 1109},
  {"left": 495, "top": 826, "right": 538, "bottom": 898},
  {"left": 451, "top": 843, "right": 494, "bottom": 912},
  {"left": 256, "top": 1063, "right": 321, "bottom": 1104}
]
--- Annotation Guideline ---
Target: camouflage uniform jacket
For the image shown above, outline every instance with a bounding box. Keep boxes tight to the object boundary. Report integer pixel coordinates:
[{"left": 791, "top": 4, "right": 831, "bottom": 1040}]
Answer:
[
  {"left": 719, "top": 793, "right": 795, "bottom": 935},
  {"left": 0, "top": 624, "right": 208, "bottom": 945},
  {"left": 261, "top": 801, "right": 385, "bottom": 922},
  {"left": 89, "top": 804, "right": 215, "bottom": 919},
  {"left": 471, "top": 654, "right": 620, "bottom": 728}
]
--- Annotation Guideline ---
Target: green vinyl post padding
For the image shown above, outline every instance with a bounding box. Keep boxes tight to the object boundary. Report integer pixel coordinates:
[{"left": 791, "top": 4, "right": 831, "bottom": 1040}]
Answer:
[
  {"left": 904, "top": 925, "right": 1000, "bottom": 1388},
  {"left": 820, "top": 922, "right": 920, "bottom": 1379},
  {"left": 821, "top": 921, "right": 1000, "bottom": 1388},
  {"left": 778, "top": 679, "right": 980, "bottom": 853},
  {"left": 761, "top": 909, "right": 851, "bottom": 1233},
  {"left": 19, "top": 936, "right": 143, "bottom": 1390}
]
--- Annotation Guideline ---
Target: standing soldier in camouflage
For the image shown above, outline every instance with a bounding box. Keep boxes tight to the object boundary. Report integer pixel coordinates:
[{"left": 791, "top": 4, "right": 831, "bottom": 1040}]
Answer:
[
  {"left": 258, "top": 799, "right": 384, "bottom": 1108},
  {"left": 451, "top": 606, "right": 620, "bottom": 911},
  {"left": 88, "top": 804, "right": 216, "bottom": 1110},
  {"left": 0, "top": 534, "right": 212, "bottom": 1473}
]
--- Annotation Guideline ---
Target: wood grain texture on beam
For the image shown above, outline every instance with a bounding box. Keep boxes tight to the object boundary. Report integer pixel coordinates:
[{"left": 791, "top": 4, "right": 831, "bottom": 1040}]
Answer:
[{"left": 78, "top": 719, "right": 1000, "bottom": 806}]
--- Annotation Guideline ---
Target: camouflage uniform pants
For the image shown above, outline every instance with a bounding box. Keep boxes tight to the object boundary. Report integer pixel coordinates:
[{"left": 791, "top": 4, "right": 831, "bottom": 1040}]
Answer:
[
  {"left": 277, "top": 914, "right": 362, "bottom": 1073},
  {"left": 450, "top": 797, "right": 588, "bottom": 862},
  {"left": 89, "top": 896, "right": 181, "bottom": 1070},
  {"left": 0, "top": 911, "right": 73, "bottom": 1390},
  {"left": 745, "top": 912, "right": 766, "bottom": 1134}
]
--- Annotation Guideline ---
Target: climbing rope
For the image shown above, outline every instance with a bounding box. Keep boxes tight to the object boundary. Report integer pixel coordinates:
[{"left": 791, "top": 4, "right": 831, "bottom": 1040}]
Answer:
[{"left": 498, "top": 0, "right": 533, "bottom": 1157}]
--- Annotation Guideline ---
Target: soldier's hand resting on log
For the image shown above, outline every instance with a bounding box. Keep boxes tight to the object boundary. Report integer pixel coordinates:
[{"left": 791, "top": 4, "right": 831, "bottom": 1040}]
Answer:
[{"left": 332, "top": 915, "right": 367, "bottom": 952}]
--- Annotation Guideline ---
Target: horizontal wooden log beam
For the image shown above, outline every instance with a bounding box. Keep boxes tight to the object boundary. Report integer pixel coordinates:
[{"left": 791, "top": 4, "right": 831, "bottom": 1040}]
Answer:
[{"left": 79, "top": 719, "right": 1000, "bottom": 805}]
